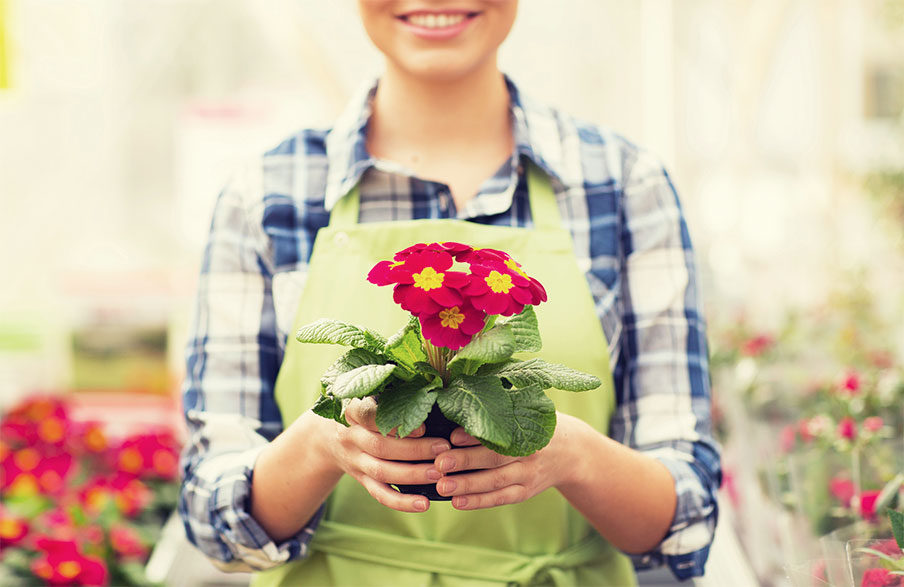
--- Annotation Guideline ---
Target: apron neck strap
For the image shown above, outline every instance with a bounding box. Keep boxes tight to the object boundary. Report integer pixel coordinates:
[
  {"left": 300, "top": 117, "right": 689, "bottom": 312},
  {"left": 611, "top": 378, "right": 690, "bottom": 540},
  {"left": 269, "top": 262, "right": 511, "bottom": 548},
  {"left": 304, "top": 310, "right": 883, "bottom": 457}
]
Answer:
[{"left": 328, "top": 161, "right": 560, "bottom": 230}]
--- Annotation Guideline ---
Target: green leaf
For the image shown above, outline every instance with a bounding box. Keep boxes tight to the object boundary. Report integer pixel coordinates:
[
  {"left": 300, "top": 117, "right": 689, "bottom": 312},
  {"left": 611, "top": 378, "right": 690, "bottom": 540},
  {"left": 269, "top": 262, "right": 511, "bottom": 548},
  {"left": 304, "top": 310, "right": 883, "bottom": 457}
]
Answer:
[
  {"left": 296, "top": 319, "right": 387, "bottom": 353},
  {"left": 385, "top": 316, "right": 427, "bottom": 373},
  {"left": 498, "top": 305, "right": 542, "bottom": 353},
  {"left": 375, "top": 379, "right": 441, "bottom": 438},
  {"left": 414, "top": 361, "right": 444, "bottom": 383},
  {"left": 487, "top": 358, "right": 601, "bottom": 392},
  {"left": 321, "top": 348, "right": 387, "bottom": 389},
  {"left": 437, "top": 375, "right": 514, "bottom": 447},
  {"left": 312, "top": 394, "right": 349, "bottom": 426},
  {"left": 448, "top": 324, "right": 515, "bottom": 371},
  {"left": 328, "top": 364, "right": 397, "bottom": 399},
  {"left": 890, "top": 509, "right": 904, "bottom": 553},
  {"left": 479, "top": 385, "right": 557, "bottom": 457}
]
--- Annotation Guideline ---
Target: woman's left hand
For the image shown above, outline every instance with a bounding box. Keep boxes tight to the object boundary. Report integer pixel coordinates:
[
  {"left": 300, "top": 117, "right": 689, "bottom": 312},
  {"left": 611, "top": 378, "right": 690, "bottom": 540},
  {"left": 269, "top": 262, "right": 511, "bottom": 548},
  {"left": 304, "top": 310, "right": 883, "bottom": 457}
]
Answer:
[{"left": 433, "top": 413, "right": 582, "bottom": 510}]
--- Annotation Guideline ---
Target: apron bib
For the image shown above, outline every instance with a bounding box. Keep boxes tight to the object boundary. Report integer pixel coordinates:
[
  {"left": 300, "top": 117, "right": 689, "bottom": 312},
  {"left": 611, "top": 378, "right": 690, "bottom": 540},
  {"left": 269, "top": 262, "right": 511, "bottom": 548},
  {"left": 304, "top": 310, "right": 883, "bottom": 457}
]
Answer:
[{"left": 252, "top": 165, "right": 636, "bottom": 586}]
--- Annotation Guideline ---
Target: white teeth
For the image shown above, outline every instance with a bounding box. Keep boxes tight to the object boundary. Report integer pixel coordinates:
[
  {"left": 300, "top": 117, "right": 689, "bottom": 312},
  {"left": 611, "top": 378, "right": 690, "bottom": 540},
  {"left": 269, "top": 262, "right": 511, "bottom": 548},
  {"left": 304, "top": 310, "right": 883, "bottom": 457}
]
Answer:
[{"left": 407, "top": 13, "right": 466, "bottom": 29}]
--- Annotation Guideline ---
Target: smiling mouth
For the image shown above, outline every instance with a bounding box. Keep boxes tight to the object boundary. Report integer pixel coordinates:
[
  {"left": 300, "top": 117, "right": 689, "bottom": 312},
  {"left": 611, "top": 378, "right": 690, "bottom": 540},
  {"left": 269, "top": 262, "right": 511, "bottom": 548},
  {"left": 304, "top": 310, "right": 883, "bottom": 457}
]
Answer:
[{"left": 397, "top": 12, "right": 480, "bottom": 30}]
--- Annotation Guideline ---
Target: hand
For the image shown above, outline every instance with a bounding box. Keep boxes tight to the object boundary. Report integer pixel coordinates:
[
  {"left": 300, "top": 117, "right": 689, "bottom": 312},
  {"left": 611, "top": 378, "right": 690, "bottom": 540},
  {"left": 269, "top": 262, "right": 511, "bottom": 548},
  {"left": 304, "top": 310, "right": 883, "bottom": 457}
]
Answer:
[
  {"left": 432, "top": 413, "right": 578, "bottom": 510},
  {"left": 328, "top": 397, "right": 451, "bottom": 513}
]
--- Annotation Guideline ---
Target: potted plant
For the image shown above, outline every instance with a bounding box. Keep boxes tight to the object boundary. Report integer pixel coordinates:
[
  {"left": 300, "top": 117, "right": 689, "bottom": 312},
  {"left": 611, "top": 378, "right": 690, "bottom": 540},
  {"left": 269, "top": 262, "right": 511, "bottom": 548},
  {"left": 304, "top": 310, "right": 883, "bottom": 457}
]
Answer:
[{"left": 295, "top": 242, "right": 602, "bottom": 500}]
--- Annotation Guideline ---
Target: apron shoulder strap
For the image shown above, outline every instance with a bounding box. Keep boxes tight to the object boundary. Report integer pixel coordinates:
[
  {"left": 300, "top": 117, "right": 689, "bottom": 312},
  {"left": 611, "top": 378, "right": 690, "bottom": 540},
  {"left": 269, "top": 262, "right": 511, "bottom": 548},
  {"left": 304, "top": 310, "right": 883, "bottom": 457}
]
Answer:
[{"left": 328, "top": 162, "right": 561, "bottom": 230}]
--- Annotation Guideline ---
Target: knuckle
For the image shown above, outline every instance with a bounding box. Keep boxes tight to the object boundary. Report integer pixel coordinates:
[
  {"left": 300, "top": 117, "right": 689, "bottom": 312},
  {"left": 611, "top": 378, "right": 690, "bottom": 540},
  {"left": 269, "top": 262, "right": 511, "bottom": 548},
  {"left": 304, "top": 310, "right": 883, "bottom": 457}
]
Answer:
[
  {"left": 367, "top": 461, "right": 386, "bottom": 482},
  {"left": 493, "top": 470, "right": 507, "bottom": 490},
  {"left": 512, "top": 485, "right": 528, "bottom": 503},
  {"left": 367, "top": 435, "right": 385, "bottom": 456}
]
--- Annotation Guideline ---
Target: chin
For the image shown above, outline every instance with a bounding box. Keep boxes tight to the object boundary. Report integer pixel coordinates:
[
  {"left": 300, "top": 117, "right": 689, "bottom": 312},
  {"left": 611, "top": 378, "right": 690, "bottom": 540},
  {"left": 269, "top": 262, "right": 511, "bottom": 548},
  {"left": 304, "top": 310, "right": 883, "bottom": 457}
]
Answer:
[{"left": 391, "top": 52, "right": 496, "bottom": 84}]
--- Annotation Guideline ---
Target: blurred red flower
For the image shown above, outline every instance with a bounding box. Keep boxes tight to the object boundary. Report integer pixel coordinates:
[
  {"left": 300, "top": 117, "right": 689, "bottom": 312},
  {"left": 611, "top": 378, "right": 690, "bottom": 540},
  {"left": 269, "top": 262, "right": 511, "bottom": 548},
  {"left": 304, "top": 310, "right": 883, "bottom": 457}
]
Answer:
[
  {"left": 30, "top": 537, "right": 108, "bottom": 586},
  {"left": 863, "top": 417, "right": 884, "bottom": 434},
  {"left": 837, "top": 416, "right": 857, "bottom": 440},
  {"left": 0, "top": 506, "right": 30, "bottom": 550},
  {"left": 740, "top": 334, "right": 774, "bottom": 357},
  {"left": 110, "top": 524, "right": 148, "bottom": 559},
  {"left": 841, "top": 371, "right": 862, "bottom": 395},
  {"left": 858, "top": 490, "right": 882, "bottom": 521},
  {"left": 829, "top": 477, "right": 855, "bottom": 507},
  {"left": 114, "top": 432, "right": 180, "bottom": 481}
]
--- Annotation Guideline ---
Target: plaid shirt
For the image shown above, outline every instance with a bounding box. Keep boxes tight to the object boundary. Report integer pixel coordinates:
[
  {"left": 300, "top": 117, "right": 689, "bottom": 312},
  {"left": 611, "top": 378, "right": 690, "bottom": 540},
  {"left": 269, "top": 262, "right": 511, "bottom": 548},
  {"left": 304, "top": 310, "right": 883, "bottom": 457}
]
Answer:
[{"left": 179, "top": 76, "right": 721, "bottom": 581}]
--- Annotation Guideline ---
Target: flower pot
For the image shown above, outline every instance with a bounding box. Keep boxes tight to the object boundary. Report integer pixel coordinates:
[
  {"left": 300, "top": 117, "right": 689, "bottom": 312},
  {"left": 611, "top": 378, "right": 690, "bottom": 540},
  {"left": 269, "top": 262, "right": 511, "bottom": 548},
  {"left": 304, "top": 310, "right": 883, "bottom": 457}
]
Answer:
[{"left": 394, "top": 404, "right": 462, "bottom": 501}]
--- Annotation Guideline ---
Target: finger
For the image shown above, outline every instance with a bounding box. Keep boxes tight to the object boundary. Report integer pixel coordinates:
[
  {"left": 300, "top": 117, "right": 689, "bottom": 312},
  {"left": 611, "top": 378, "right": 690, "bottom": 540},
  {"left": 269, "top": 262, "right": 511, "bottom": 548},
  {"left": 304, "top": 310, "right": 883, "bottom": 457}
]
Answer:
[
  {"left": 351, "top": 426, "right": 450, "bottom": 461},
  {"left": 346, "top": 399, "right": 426, "bottom": 438},
  {"left": 434, "top": 445, "right": 513, "bottom": 474},
  {"left": 449, "top": 427, "right": 481, "bottom": 446},
  {"left": 355, "top": 474, "right": 430, "bottom": 513},
  {"left": 436, "top": 461, "right": 525, "bottom": 497},
  {"left": 345, "top": 397, "right": 378, "bottom": 430},
  {"left": 450, "top": 484, "right": 530, "bottom": 511},
  {"left": 354, "top": 453, "right": 443, "bottom": 486}
]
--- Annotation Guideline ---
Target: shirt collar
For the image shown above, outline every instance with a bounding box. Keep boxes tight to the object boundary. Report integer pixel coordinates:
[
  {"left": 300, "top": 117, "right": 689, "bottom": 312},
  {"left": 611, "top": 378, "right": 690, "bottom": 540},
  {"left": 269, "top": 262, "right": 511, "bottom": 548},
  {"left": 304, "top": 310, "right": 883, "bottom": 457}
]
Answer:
[{"left": 324, "top": 74, "right": 566, "bottom": 211}]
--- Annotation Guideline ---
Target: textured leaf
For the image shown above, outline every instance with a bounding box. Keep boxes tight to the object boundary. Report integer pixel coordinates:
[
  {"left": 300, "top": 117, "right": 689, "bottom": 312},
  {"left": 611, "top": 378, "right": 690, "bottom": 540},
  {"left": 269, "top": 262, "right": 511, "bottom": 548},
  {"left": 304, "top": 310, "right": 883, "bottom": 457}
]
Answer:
[
  {"left": 499, "top": 305, "right": 542, "bottom": 353},
  {"left": 375, "top": 379, "right": 441, "bottom": 438},
  {"left": 480, "top": 385, "right": 557, "bottom": 457},
  {"left": 489, "top": 358, "right": 601, "bottom": 391},
  {"left": 321, "top": 348, "right": 387, "bottom": 390},
  {"left": 385, "top": 316, "right": 427, "bottom": 373},
  {"left": 448, "top": 324, "right": 515, "bottom": 370},
  {"left": 414, "top": 361, "right": 444, "bottom": 383},
  {"left": 296, "top": 319, "right": 387, "bottom": 353},
  {"left": 328, "top": 364, "right": 397, "bottom": 399},
  {"left": 312, "top": 394, "right": 349, "bottom": 426},
  {"left": 890, "top": 509, "right": 904, "bottom": 552},
  {"left": 437, "top": 375, "right": 513, "bottom": 447}
]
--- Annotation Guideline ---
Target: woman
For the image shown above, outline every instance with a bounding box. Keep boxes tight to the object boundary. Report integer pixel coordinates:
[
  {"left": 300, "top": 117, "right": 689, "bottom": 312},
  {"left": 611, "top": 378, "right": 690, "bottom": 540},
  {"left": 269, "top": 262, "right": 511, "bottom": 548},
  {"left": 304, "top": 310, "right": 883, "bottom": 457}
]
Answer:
[{"left": 179, "top": 1, "right": 721, "bottom": 585}]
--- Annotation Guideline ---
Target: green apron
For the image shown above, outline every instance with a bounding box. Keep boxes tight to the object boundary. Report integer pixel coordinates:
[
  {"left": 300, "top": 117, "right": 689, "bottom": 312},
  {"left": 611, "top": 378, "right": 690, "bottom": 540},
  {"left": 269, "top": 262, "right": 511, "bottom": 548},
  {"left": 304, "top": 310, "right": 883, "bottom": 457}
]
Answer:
[{"left": 252, "top": 165, "right": 637, "bottom": 586}]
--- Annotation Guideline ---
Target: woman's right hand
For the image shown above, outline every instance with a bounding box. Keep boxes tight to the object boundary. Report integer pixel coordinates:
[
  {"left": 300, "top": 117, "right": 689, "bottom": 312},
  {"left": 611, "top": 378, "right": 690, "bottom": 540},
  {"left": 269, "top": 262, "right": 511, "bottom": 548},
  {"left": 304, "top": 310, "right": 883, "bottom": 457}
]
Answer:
[{"left": 328, "top": 397, "right": 450, "bottom": 513}]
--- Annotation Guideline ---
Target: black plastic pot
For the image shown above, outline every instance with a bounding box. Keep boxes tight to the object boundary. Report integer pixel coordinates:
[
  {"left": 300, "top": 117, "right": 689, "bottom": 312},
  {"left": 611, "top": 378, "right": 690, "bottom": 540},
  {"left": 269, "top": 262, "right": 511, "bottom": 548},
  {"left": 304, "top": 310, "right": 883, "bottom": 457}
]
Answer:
[{"left": 394, "top": 404, "right": 461, "bottom": 501}]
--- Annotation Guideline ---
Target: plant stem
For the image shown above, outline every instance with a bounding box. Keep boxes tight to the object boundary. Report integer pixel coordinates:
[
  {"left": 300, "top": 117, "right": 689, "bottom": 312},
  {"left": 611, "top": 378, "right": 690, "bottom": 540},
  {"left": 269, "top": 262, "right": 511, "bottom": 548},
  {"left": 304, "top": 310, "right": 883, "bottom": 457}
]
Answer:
[{"left": 424, "top": 340, "right": 451, "bottom": 384}]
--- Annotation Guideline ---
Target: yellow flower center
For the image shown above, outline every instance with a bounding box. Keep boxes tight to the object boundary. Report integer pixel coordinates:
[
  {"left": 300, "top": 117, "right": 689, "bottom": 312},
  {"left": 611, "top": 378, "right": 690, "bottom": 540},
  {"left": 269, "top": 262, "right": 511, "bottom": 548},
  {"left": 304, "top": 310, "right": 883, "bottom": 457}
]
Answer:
[
  {"left": 40, "top": 470, "right": 63, "bottom": 492},
  {"left": 9, "top": 473, "right": 39, "bottom": 496},
  {"left": 485, "top": 271, "right": 514, "bottom": 294},
  {"left": 0, "top": 518, "right": 22, "bottom": 538},
  {"left": 14, "top": 448, "right": 40, "bottom": 472},
  {"left": 85, "top": 428, "right": 106, "bottom": 451},
  {"left": 439, "top": 307, "right": 466, "bottom": 329},
  {"left": 39, "top": 418, "right": 65, "bottom": 443},
  {"left": 119, "top": 447, "right": 143, "bottom": 473},
  {"left": 33, "top": 560, "right": 54, "bottom": 579},
  {"left": 505, "top": 259, "right": 529, "bottom": 279},
  {"left": 58, "top": 560, "right": 81, "bottom": 579},
  {"left": 87, "top": 488, "right": 111, "bottom": 511},
  {"left": 412, "top": 267, "right": 444, "bottom": 291},
  {"left": 153, "top": 450, "right": 177, "bottom": 475}
]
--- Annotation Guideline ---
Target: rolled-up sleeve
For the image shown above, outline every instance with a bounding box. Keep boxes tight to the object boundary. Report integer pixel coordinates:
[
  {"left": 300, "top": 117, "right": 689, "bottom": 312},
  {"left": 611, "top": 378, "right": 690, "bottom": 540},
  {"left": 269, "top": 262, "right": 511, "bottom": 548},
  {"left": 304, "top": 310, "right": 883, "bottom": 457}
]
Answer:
[
  {"left": 178, "top": 163, "right": 322, "bottom": 572},
  {"left": 611, "top": 149, "right": 722, "bottom": 580}
]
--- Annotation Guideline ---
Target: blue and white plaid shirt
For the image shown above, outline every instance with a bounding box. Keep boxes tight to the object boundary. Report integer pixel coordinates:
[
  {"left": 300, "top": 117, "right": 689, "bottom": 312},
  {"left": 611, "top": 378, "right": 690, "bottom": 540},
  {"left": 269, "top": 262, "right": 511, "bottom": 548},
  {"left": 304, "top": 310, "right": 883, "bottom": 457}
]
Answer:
[{"left": 179, "top": 75, "right": 721, "bottom": 581}]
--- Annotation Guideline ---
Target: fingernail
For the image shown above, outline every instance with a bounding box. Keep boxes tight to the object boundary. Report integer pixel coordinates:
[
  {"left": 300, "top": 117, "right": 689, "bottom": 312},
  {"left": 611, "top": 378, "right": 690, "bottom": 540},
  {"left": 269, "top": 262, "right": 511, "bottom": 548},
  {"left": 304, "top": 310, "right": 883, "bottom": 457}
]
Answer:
[
  {"left": 431, "top": 442, "right": 450, "bottom": 455},
  {"left": 453, "top": 496, "right": 468, "bottom": 508},
  {"left": 440, "top": 479, "right": 456, "bottom": 493},
  {"left": 414, "top": 499, "right": 427, "bottom": 512},
  {"left": 426, "top": 468, "right": 442, "bottom": 481},
  {"left": 438, "top": 456, "right": 455, "bottom": 472}
]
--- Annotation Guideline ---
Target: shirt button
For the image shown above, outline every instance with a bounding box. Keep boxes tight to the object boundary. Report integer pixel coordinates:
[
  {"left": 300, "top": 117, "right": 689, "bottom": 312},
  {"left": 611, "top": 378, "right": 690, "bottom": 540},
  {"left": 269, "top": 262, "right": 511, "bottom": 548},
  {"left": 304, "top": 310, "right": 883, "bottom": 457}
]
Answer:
[{"left": 333, "top": 232, "right": 349, "bottom": 246}]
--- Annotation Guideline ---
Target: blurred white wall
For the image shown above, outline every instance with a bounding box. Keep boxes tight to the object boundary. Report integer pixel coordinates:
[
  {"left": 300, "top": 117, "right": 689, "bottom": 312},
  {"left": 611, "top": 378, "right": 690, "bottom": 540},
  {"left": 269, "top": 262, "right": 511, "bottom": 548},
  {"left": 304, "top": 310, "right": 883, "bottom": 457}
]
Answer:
[{"left": 1, "top": 0, "right": 903, "bottom": 396}]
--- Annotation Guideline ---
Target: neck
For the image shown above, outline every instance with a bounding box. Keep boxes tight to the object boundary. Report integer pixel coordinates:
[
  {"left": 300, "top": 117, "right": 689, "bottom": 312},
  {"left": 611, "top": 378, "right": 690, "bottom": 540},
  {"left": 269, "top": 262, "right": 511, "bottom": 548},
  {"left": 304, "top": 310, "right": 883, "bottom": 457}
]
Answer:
[{"left": 368, "top": 62, "right": 511, "bottom": 155}]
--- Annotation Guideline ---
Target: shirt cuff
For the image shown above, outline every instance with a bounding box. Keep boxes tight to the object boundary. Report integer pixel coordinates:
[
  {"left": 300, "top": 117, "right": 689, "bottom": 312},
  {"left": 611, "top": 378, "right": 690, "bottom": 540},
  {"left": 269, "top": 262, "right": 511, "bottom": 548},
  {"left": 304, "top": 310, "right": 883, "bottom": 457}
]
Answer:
[
  {"left": 630, "top": 452, "right": 720, "bottom": 581},
  {"left": 183, "top": 446, "right": 324, "bottom": 573}
]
